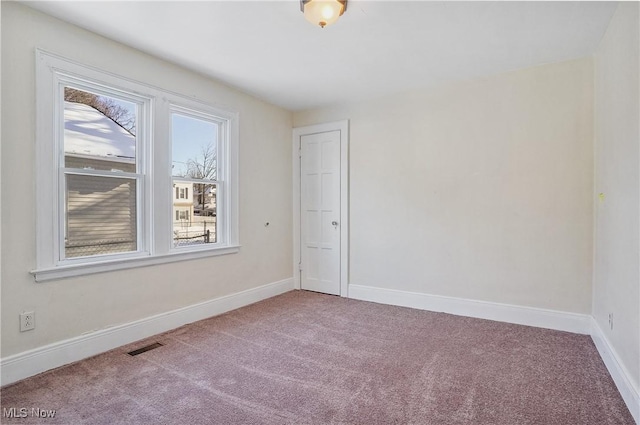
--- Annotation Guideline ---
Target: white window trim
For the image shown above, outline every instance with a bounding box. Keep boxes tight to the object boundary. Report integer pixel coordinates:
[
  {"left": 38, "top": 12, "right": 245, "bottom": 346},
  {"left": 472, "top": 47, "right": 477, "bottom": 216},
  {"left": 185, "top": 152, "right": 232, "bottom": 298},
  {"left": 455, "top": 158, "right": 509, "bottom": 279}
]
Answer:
[
  {"left": 56, "top": 78, "right": 150, "bottom": 264},
  {"left": 33, "top": 49, "right": 239, "bottom": 282}
]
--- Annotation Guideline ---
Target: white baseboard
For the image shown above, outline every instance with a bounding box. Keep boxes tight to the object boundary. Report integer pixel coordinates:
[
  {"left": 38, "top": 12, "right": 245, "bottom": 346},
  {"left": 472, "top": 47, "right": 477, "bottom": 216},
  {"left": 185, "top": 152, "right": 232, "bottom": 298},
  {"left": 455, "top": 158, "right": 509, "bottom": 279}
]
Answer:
[
  {"left": 590, "top": 318, "right": 640, "bottom": 424},
  {"left": 348, "top": 284, "right": 591, "bottom": 334},
  {"left": 1, "top": 278, "right": 294, "bottom": 387}
]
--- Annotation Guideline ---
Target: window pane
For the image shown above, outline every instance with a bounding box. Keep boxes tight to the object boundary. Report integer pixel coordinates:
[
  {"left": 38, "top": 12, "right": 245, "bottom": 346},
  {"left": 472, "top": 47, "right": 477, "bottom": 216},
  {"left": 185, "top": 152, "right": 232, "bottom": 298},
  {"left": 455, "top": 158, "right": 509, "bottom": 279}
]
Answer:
[
  {"left": 172, "top": 181, "right": 216, "bottom": 247},
  {"left": 65, "top": 174, "right": 137, "bottom": 258},
  {"left": 171, "top": 113, "right": 217, "bottom": 179},
  {"left": 64, "top": 87, "right": 137, "bottom": 172}
]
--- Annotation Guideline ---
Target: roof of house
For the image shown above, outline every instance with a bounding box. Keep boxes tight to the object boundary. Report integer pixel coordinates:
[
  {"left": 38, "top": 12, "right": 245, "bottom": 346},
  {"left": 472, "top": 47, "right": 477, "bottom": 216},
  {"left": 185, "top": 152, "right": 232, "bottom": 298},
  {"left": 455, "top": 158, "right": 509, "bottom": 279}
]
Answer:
[{"left": 64, "top": 101, "right": 135, "bottom": 163}]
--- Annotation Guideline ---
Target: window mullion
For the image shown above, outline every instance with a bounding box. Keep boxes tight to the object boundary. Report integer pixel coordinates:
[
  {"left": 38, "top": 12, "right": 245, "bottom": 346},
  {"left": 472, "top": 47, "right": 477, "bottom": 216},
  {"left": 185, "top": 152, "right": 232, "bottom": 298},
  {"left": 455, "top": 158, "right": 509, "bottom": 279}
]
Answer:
[{"left": 151, "top": 98, "right": 172, "bottom": 256}]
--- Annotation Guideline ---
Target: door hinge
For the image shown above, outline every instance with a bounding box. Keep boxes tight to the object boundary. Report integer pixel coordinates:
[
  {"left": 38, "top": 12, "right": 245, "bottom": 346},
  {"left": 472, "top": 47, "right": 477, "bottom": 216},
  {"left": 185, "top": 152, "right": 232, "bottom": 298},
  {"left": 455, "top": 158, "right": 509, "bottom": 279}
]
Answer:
[
  {"left": 298, "top": 148, "right": 302, "bottom": 158},
  {"left": 298, "top": 262, "right": 303, "bottom": 271}
]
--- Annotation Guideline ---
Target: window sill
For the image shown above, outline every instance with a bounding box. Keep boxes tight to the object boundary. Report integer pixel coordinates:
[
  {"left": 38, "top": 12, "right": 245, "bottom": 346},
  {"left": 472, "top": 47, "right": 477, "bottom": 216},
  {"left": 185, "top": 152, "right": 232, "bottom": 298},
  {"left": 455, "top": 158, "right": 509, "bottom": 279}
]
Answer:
[{"left": 31, "top": 245, "right": 241, "bottom": 282}]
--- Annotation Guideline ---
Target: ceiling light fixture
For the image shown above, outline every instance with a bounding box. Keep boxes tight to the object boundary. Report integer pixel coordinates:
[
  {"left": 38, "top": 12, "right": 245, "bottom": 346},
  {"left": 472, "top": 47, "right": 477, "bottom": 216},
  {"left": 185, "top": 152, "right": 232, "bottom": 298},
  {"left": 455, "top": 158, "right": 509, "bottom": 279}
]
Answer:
[{"left": 300, "top": 0, "right": 347, "bottom": 28}]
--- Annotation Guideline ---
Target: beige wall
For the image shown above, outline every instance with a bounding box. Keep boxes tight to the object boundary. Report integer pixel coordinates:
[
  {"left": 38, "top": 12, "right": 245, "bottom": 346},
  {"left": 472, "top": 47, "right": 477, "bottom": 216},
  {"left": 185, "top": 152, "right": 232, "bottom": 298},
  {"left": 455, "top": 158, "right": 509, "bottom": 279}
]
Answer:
[
  {"left": 295, "top": 58, "right": 594, "bottom": 313},
  {"left": 1, "top": 3, "right": 293, "bottom": 357},
  {"left": 593, "top": 2, "right": 640, "bottom": 392}
]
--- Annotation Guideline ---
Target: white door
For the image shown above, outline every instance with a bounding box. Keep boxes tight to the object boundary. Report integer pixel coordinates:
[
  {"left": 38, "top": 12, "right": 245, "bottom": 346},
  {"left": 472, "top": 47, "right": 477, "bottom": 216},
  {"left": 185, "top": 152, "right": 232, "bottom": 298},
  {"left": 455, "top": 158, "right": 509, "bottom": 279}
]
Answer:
[{"left": 300, "top": 130, "right": 341, "bottom": 295}]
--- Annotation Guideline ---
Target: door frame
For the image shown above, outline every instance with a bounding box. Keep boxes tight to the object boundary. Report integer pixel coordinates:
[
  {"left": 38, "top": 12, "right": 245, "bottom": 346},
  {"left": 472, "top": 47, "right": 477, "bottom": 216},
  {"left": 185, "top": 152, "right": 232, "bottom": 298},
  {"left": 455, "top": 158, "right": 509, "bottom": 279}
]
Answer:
[{"left": 293, "top": 120, "right": 349, "bottom": 297}]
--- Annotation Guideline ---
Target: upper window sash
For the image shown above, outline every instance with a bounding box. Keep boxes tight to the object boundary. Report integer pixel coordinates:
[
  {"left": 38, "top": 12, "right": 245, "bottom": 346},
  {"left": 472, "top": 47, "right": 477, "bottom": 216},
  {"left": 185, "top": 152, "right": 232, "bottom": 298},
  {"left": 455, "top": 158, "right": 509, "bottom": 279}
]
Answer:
[{"left": 59, "top": 81, "right": 146, "bottom": 175}]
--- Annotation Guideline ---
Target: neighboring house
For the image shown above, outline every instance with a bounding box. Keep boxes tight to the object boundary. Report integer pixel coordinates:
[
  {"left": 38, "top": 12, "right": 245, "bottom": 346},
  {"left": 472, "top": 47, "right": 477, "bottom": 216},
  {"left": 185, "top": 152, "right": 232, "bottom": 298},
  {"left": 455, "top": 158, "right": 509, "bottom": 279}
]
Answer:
[
  {"left": 173, "top": 181, "right": 193, "bottom": 224},
  {"left": 64, "top": 101, "right": 137, "bottom": 258}
]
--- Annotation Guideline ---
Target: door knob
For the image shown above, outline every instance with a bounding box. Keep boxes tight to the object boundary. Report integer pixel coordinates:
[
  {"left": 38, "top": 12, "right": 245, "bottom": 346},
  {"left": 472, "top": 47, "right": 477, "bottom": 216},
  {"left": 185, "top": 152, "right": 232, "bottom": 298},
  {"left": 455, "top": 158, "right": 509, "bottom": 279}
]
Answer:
[{"left": 332, "top": 221, "right": 339, "bottom": 227}]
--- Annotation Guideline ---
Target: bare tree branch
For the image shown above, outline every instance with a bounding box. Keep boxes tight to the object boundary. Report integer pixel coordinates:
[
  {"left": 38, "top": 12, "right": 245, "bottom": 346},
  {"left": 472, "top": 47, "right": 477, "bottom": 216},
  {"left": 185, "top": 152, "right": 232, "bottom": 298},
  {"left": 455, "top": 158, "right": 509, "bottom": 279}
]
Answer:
[
  {"left": 184, "top": 143, "right": 217, "bottom": 215},
  {"left": 64, "top": 87, "right": 136, "bottom": 135},
  {"left": 186, "top": 143, "right": 217, "bottom": 181}
]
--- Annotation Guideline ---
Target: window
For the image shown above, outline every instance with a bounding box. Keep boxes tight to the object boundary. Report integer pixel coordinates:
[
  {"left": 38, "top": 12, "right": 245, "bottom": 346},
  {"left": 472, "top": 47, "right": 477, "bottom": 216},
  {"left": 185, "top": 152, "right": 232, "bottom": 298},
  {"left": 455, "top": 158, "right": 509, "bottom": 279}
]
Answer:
[
  {"left": 63, "top": 87, "right": 142, "bottom": 259},
  {"left": 34, "top": 50, "right": 239, "bottom": 281},
  {"left": 171, "top": 110, "right": 221, "bottom": 248},
  {"left": 177, "top": 187, "right": 188, "bottom": 199}
]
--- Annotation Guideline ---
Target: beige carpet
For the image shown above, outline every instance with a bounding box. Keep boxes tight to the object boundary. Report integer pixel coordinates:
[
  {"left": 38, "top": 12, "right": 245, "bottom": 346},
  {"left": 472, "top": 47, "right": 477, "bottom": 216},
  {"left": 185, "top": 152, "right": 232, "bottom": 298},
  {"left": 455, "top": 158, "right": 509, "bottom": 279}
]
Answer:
[{"left": 0, "top": 290, "right": 634, "bottom": 424}]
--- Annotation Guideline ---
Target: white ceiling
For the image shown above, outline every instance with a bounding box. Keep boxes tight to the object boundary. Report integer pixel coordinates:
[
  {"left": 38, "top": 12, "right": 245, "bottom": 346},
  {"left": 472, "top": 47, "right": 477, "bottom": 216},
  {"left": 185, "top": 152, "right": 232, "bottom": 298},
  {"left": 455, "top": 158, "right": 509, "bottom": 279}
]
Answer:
[{"left": 24, "top": 1, "right": 617, "bottom": 111}]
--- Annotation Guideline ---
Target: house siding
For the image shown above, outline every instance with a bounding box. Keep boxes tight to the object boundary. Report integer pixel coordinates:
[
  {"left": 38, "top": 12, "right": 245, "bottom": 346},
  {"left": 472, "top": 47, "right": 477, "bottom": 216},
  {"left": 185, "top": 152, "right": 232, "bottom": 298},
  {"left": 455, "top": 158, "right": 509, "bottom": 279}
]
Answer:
[{"left": 65, "top": 174, "right": 137, "bottom": 258}]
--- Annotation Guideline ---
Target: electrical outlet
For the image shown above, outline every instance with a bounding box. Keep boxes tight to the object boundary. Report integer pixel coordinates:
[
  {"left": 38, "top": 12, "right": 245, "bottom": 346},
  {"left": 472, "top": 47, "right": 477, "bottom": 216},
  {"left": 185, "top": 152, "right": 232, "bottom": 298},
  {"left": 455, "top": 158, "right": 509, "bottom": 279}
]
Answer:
[
  {"left": 20, "top": 311, "right": 35, "bottom": 332},
  {"left": 608, "top": 313, "right": 613, "bottom": 330}
]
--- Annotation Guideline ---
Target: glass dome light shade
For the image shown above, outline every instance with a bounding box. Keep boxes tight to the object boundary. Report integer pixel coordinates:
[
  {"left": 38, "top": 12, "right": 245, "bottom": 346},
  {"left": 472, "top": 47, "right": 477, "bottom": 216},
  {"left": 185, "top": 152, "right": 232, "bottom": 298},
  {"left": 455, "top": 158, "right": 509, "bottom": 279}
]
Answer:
[{"left": 302, "top": 0, "right": 346, "bottom": 28}]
